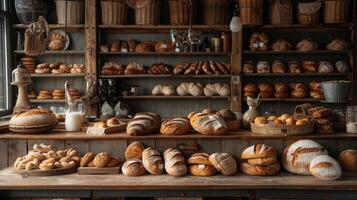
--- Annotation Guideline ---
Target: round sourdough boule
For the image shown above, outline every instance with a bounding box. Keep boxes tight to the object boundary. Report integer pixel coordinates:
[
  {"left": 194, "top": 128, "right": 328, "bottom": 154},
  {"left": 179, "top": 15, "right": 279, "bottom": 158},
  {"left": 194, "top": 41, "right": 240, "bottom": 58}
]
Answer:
[
  {"left": 338, "top": 149, "right": 357, "bottom": 171},
  {"left": 80, "top": 152, "right": 96, "bottom": 167},
  {"left": 240, "top": 162, "right": 280, "bottom": 176},
  {"left": 310, "top": 155, "right": 342, "bottom": 180},
  {"left": 187, "top": 153, "right": 212, "bottom": 166},
  {"left": 106, "top": 156, "right": 121, "bottom": 167},
  {"left": 160, "top": 117, "right": 191, "bottom": 135},
  {"left": 125, "top": 141, "right": 145, "bottom": 160},
  {"left": 209, "top": 153, "right": 237, "bottom": 176},
  {"left": 121, "top": 159, "right": 146, "bottom": 176},
  {"left": 10, "top": 108, "right": 58, "bottom": 127},
  {"left": 189, "top": 164, "right": 217, "bottom": 176},
  {"left": 241, "top": 144, "right": 277, "bottom": 159},
  {"left": 247, "top": 156, "right": 277, "bottom": 166},
  {"left": 93, "top": 152, "right": 110, "bottom": 168}
]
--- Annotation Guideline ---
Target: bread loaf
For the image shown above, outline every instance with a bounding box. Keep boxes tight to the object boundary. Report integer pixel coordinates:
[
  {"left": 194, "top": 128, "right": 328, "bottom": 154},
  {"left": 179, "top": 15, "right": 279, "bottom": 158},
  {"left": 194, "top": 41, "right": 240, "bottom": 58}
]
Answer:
[
  {"left": 122, "top": 159, "right": 146, "bottom": 176},
  {"left": 209, "top": 153, "right": 237, "bottom": 176},
  {"left": 125, "top": 141, "right": 145, "bottom": 160},
  {"left": 241, "top": 144, "right": 277, "bottom": 159},
  {"left": 176, "top": 82, "right": 204, "bottom": 96},
  {"left": 188, "top": 153, "right": 217, "bottom": 176},
  {"left": 338, "top": 149, "right": 357, "bottom": 171},
  {"left": 163, "top": 148, "right": 187, "bottom": 176},
  {"left": 126, "top": 112, "right": 161, "bottom": 136},
  {"left": 283, "top": 139, "right": 328, "bottom": 175},
  {"left": 93, "top": 152, "right": 111, "bottom": 168},
  {"left": 160, "top": 117, "right": 191, "bottom": 135},
  {"left": 309, "top": 155, "right": 342, "bottom": 180},
  {"left": 174, "top": 62, "right": 190, "bottom": 74},
  {"left": 216, "top": 109, "right": 236, "bottom": 121},
  {"left": 240, "top": 162, "right": 280, "bottom": 176},
  {"left": 10, "top": 108, "right": 58, "bottom": 127},
  {"left": 296, "top": 38, "right": 318, "bottom": 52},
  {"left": 142, "top": 147, "right": 164, "bottom": 175},
  {"left": 124, "top": 62, "right": 146, "bottom": 74},
  {"left": 189, "top": 113, "right": 227, "bottom": 135},
  {"left": 152, "top": 84, "right": 176, "bottom": 96},
  {"left": 203, "top": 83, "right": 230, "bottom": 96}
]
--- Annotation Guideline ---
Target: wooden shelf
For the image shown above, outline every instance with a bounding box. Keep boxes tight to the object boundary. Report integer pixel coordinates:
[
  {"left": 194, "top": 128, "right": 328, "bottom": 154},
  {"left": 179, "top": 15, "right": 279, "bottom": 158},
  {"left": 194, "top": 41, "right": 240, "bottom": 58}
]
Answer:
[
  {"left": 13, "top": 24, "right": 85, "bottom": 32},
  {"left": 30, "top": 99, "right": 81, "bottom": 103},
  {"left": 14, "top": 50, "right": 85, "bottom": 55},
  {"left": 100, "top": 74, "right": 231, "bottom": 78},
  {"left": 243, "top": 73, "right": 350, "bottom": 77},
  {"left": 244, "top": 50, "right": 352, "bottom": 55},
  {"left": 242, "top": 98, "right": 350, "bottom": 103},
  {"left": 98, "top": 24, "right": 230, "bottom": 32},
  {"left": 243, "top": 23, "right": 353, "bottom": 31},
  {"left": 98, "top": 51, "right": 230, "bottom": 56},
  {"left": 119, "top": 95, "right": 229, "bottom": 100},
  {"left": 31, "top": 73, "right": 85, "bottom": 78}
]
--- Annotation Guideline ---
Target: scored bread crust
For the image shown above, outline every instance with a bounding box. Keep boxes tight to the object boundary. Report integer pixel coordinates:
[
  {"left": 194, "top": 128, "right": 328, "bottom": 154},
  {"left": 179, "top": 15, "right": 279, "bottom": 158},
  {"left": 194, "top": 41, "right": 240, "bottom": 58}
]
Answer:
[
  {"left": 209, "top": 153, "right": 238, "bottom": 176},
  {"left": 163, "top": 148, "right": 187, "bottom": 176},
  {"left": 122, "top": 159, "right": 146, "bottom": 176},
  {"left": 160, "top": 117, "right": 191, "bottom": 135},
  {"left": 142, "top": 147, "right": 164, "bottom": 175},
  {"left": 190, "top": 113, "right": 227, "bottom": 135},
  {"left": 309, "top": 155, "right": 342, "bottom": 180},
  {"left": 10, "top": 108, "right": 58, "bottom": 127},
  {"left": 125, "top": 141, "right": 145, "bottom": 160},
  {"left": 240, "top": 162, "right": 280, "bottom": 176},
  {"left": 187, "top": 152, "right": 212, "bottom": 166},
  {"left": 247, "top": 156, "right": 277, "bottom": 166},
  {"left": 241, "top": 144, "right": 277, "bottom": 159},
  {"left": 189, "top": 164, "right": 217, "bottom": 176},
  {"left": 126, "top": 112, "right": 161, "bottom": 136}
]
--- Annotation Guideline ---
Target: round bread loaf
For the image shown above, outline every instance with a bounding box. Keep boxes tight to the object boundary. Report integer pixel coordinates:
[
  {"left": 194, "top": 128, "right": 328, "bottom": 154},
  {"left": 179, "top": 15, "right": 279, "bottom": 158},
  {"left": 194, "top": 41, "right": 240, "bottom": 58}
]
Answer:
[
  {"left": 125, "top": 141, "right": 145, "bottom": 160},
  {"left": 189, "top": 113, "right": 227, "bottom": 135},
  {"left": 310, "top": 155, "right": 342, "bottom": 180},
  {"left": 241, "top": 144, "right": 277, "bottom": 159},
  {"left": 216, "top": 109, "right": 236, "bottom": 121},
  {"left": 121, "top": 159, "right": 146, "bottom": 176},
  {"left": 189, "top": 164, "right": 217, "bottom": 176},
  {"left": 187, "top": 153, "right": 212, "bottom": 166},
  {"left": 142, "top": 147, "right": 164, "bottom": 175},
  {"left": 160, "top": 117, "right": 191, "bottom": 135},
  {"left": 247, "top": 156, "right": 277, "bottom": 166},
  {"left": 93, "top": 152, "right": 111, "bottom": 168},
  {"left": 338, "top": 149, "right": 357, "bottom": 171},
  {"left": 209, "top": 153, "right": 237, "bottom": 176},
  {"left": 10, "top": 108, "right": 58, "bottom": 127},
  {"left": 107, "top": 118, "right": 121, "bottom": 127},
  {"left": 240, "top": 162, "right": 280, "bottom": 176}
]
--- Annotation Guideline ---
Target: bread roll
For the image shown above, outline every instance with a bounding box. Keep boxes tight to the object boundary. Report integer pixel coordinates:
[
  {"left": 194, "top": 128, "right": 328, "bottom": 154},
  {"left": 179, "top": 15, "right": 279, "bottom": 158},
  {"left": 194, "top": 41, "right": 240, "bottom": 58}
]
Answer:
[
  {"left": 93, "top": 152, "right": 111, "bottom": 168},
  {"left": 160, "top": 117, "right": 191, "bottom": 135},
  {"left": 241, "top": 144, "right": 277, "bottom": 159},
  {"left": 126, "top": 112, "right": 161, "bottom": 136},
  {"left": 339, "top": 149, "right": 357, "bottom": 171},
  {"left": 283, "top": 139, "right": 328, "bottom": 175},
  {"left": 203, "top": 83, "right": 230, "bottom": 96},
  {"left": 309, "top": 155, "right": 342, "bottom": 180},
  {"left": 326, "top": 38, "right": 349, "bottom": 51},
  {"left": 240, "top": 162, "right": 280, "bottom": 176},
  {"left": 209, "top": 153, "right": 237, "bottom": 176},
  {"left": 125, "top": 141, "right": 145, "bottom": 160},
  {"left": 189, "top": 113, "right": 227, "bottom": 135},
  {"left": 296, "top": 38, "right": 318, "bottom": 52},
  {"left": 142, "top": 147, "right": 164, "bottom": 175},
  {"left": 163, "top": 148, "right": 187, "bottom": 176},
  {"left": 121, "top": 159, "right": 146, "bottom": 176},
  {"left": 243, "top": 61, "right": 255, "bottom": 73},
  {"left": 152, "top": 84, "right": 176, "bottom": 96}
]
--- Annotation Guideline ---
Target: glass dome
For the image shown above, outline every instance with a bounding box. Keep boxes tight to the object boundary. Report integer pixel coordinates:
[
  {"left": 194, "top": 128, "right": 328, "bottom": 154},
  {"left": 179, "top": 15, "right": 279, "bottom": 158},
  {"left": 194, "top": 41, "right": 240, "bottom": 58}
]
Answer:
[{"left": 12, "top": 63, "right": 31, "bottom": 83}]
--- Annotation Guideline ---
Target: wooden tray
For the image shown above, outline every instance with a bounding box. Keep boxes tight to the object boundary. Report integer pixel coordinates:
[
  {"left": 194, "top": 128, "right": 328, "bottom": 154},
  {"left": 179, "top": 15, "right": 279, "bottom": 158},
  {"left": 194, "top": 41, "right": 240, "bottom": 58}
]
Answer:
[
  {"left": 78, "top": 166, "right": 120, "bottom": 175},
  {"left": 15, "top": 166, "right": 77, "bottom": 177},
  {"left": 86, "top": 123, "right": 127, "bottom": 135}
]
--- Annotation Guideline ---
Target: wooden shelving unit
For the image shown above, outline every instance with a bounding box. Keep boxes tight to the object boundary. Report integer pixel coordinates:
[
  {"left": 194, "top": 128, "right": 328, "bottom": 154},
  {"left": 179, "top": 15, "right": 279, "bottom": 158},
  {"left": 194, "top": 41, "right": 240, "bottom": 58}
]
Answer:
[
  {"left": 13, "top": 24, "right": 85, "bottom": 32},
  {"left": 243, "top": 23, "right": 353, "bottom": 31},
  {"left": 98, "top": 24, "right": 230, "bottom": 32}
]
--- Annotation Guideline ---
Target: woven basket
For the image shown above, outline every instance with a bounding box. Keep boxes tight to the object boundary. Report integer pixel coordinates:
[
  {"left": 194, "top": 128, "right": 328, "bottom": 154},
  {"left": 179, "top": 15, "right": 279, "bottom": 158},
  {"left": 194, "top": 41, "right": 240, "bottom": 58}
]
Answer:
[
  {"left": 251, "top": 122, "right": 314, "bottom": 136},
  {"left": 127, "top": 0, "right": 160, "bottom": 25},
  {"left": 239, "top": 0, "right": 263, "bottom": 25},
  {"left": 202, "top": 0, "right": 231, "bottom": 25},
  {"left": 101, "top": 0, "right": 128, "bottom": 25},
  {"left": 168, "top": 0, "right": 193, "bottom": 25},
  {"left": 297, "top": 1, "right": 321, "bottom": 25},
  {"left": 323, "top": 0, "right": 350, "bottom": 23},
  {"left": 269, "top": 0, "right": 292, "bottom": 25},
  {"left": 55, "top": 0, "right": 84, "bottom": 24}
]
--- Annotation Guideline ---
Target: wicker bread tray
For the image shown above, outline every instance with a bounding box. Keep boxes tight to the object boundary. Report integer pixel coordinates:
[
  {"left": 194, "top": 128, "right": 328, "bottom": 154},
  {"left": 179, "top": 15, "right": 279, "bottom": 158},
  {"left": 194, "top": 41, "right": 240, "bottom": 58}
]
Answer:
[{"left": 250, "top": 122, "right": 314, "bottom": 136}]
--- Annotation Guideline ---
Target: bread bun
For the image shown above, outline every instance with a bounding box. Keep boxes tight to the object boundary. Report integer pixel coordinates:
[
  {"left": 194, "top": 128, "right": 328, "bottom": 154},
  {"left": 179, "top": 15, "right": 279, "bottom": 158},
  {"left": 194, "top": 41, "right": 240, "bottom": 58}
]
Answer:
[
  {"left": 272, "top": 60, "right": 286, "bottom": 73},
  {"left": 122, "top": 159, "right": 146, "bottom": 176},
  {"left": 142, "top": 147, "right": 164, "bottom": 175},
  {"left": 240, "top": 162, "right": 280, "bottom": 176},
  {"left": 256, "top": 61, "right": 270, "bottom": 74},
  {"left": 209, "top": 153, "right": 237, "bottom": 176},
  {"left": 10, "top": 108, "right": 58, "bottom": 128},
  {"left": 125, "top": 141, "right": 145, "bottom": 160},
  {"left": 310, "top": 155, "right": 342, "bottom": 180},
  {"left": 106, "top": 118, "right": 121, "bottom": 127},
  {"left": 160, "top": 117, "right": 191, "bottom": 135},
  {"left": 241, "top": 144, "right": 277, "bottom": 159},
  {"left": 243, "top": 61, "right": 255, "bottom": 73},
  {"left": 288, "top": 61, "right": 302, "bottom": 74},
  {"left": 163, "top": 148, "right": 187, "bottom": 176},
  {"left": 338, "top": 149, "right": 357, "bottom": 171},
  {"left": 271, "top": 39, "right": 292, "bottom": 51}
]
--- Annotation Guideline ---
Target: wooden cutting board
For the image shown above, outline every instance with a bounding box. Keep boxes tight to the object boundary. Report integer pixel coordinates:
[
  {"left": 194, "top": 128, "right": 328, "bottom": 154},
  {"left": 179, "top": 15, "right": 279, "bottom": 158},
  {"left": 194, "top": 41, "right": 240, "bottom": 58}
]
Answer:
[
  {"left": 86, "top": 123, "right": 127, "bottom": 135},
  {"left": 15, "top": 166, "right": 77, "bottom": 177},
  {"left": 78, "top": 166, "right": 120, "bottom": 175}
]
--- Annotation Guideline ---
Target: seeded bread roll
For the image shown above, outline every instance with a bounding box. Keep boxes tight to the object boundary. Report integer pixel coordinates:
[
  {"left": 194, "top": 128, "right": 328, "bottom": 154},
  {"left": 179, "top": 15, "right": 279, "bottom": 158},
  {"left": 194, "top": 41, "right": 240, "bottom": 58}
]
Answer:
[
  {"left": 209, "top": 153, "right": 238, "bottom": 176},
  {"left": 93, "top": 152, "right": 111, "bottom": 168},
  {"left": 310, "top": 155, "right": 342, "bottom": 180},
  {"left": 240, "top": 162, "right": 280, "bottom": 176},
  {"left": 163, "top": 148, "right": 187, "bottom": 176},
  {"left": 241, "top": 144, "right": 277, "bottom": 159},
  {"left": 125, "top": 141, "right": 145, "bottom": 160},
  {"left": 160, "top": 117, "right": 191, "bottom": 135},
  {"left": 126, "top": 112, "right": 161, "bottom": 136},
  {"left": 142, "top": 147, "right": 164, "bottom": 175},
  {"left": 121, "top": 159, "right": 146, "bottom": 176},
  {"left": 189, "top": 113, "right": 227, "bottom": 135}
]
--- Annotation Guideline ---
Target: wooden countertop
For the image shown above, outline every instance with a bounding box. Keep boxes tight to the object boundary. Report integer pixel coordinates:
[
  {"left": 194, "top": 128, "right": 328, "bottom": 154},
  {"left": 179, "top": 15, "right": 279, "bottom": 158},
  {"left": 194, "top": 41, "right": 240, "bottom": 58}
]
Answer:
[
  {"left": 0, "top": 168, "right": 356, "bottom": 190},
  {"left": 0, "top": 130, "right": 356, "bottom": 140}
]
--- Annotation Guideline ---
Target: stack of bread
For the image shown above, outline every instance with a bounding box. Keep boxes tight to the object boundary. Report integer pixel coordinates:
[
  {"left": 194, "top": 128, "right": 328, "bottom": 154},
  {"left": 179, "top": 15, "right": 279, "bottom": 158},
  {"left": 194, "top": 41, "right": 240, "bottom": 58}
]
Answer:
[
  {"left": 35, "top": 63, "right": 51, "bottom": 74},
  {"left": 240, "top": 144, "right": 280, "bottom": 176},
  {"left": 174, "top": 61, "right": 230, "bottom": 75},
  {"left": 68, "top": 88, "right": 81, "bottom": 99},
  {"left": 80, "top": 152, "right": 121, "bottom": 168},
  {"left": 52, "top": 89, "right": 65, "bottom": 99},
  {"left": 36, "top": 88, "right": 80, "bottom": 100},
  {"left": 122, "top": 141, "right": 147, "bottom": 176},
  {"left": 14, "top": 143, "right": 80, "bottom": 171},
  {"left": 37, "top": 90, "right": 53, "bottom": 99},
  {"left": 34, "top": 63, "right": 85, "bottom": 74},
  {"left": 126, "top": 112, "right": 161, "bottom": 136},
  {"left": 21, "top": 57, "right": 36, "bottom": 73},
  {"left": 102, "top": 40, "right": 173, "bottom": 53}
]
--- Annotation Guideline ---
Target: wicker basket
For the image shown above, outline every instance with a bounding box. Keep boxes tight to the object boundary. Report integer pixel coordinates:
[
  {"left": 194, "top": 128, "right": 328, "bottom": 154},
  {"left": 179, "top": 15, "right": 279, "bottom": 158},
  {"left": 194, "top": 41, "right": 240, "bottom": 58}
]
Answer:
[
  {"left": 239, "top": 0, "right": 263, "bottom": 25},
  {"left": 202, "top": 0, "right": 231, "bottom": 25},
  {"left": 269, "top": 0, "right": 292, "bottom": 25},
  {"left": 168, "top": 0, "right": 193, "bottom": 25},
  {"left": 127, "top": 0, "right": 160, "bottom": 25},
  {"left": 55, "top": 0, "right": 84, "bottom": 25},
  {"left": 323, "top": 0, "right": 350, "bottom": 23},
  {"left": 297, "top": 1, "right": 321, "bottom": 25},
  {"left": 250, "top": 122, "right": 315, "bottom": 136},
  {"left": 101, "top": 0, "right": 128, "bottom": 25}
]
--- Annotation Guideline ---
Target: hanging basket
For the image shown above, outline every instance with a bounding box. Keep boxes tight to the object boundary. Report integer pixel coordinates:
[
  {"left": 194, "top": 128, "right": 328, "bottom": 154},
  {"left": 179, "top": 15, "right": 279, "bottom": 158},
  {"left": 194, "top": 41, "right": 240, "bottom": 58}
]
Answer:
[
  {"left": 202, "top": 0, "right": 231, "bottom": 25},
  {"left": 168, "top": 0, "right": 195, "bottom": 25},
  {"left": 323, "top": 0, "right": 350, "bottom": 23},
  {"left": 55, "top": 0, "right": 84, "bottom": 25},
  {"left": 126, "top": 0, "right": 160, "bottom": 25},
  {"left": 268, "top": 0, "right": 293, "bottom": 25},
  {"left": 297, "top": 1, "right": 321, "bottom": 25},
  {"left": 101, "top": 0, "right": 128, "bottom": 25},
  {"left": 239, "top": 0, "right": 264, "bottom": 25}
]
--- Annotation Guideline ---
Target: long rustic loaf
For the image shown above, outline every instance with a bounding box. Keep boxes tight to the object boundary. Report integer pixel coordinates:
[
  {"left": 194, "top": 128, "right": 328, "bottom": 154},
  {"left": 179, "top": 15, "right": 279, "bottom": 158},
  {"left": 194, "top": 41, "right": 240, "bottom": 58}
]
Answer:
[
  {"left": 163, "top": 148, "right": 187, "bottom": 176},
  {"left": 188, "top": 113, "right": 227, "bottom": 135},
  {"left": 126, "top": 112, "right": 161, "bottom": 136},
  {"left": 142, "top": 147, "right": 164, "bottom": 175}
]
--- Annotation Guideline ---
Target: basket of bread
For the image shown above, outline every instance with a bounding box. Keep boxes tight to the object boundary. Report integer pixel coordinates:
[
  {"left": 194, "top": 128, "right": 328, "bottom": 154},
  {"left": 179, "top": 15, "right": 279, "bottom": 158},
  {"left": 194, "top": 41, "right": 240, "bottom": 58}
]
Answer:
[{"left": 251, "top": 114, "right": 314, "bottom": 136}]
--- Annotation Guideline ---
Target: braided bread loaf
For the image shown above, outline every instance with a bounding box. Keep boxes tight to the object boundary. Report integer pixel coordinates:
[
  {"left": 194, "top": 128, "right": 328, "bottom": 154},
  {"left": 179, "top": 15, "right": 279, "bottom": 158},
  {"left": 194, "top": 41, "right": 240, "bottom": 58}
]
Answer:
[{"left": 126, "top": 112, "right": 162, "bottom": 136}]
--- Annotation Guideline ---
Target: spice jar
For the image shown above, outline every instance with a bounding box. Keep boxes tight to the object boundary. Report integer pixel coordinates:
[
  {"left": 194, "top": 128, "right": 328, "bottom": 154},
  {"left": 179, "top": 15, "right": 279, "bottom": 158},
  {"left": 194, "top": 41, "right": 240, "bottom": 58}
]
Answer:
[{"left": 347, "top": 106, "right": 357, "bottom": 134}]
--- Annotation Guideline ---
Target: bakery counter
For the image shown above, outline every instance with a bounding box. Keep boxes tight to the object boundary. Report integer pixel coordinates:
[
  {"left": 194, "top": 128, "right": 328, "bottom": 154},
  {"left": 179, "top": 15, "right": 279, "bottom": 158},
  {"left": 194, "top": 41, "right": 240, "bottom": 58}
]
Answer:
[
  {"left": 1, "top": 168, "right": 357, "bottom": 199},
  {"left": 1, "top": 129, "right": 357, "bottom": 140}
]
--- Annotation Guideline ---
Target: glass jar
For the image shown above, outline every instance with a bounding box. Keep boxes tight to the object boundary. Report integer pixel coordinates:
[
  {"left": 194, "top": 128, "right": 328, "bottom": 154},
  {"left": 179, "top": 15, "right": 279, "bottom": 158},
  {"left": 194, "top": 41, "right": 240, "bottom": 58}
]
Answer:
[{"left": 346, "top": 106, "right": 357, "bottom": 134}]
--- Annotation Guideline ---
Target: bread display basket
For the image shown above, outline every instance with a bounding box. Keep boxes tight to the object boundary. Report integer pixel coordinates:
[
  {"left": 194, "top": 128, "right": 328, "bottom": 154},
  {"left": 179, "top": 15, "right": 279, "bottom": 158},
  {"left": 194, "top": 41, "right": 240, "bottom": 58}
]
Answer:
[{"left": 250, "top": 122, "right": 315, "bottom": 136}]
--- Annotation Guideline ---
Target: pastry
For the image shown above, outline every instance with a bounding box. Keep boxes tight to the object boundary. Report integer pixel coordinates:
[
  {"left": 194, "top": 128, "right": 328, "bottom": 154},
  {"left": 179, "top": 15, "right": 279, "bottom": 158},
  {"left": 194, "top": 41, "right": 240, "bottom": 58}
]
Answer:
[
  {"left": 111, "top": 41, "right": 121, "bottom": 52},
  {"left": 271, "top": 39, "right": 292, "bottom": 51},
  {"left": 163, "top": 148, "right": 187, "bottom": 176},
  {"left": 216, "top": 109, "right": 236, "bottom": 121},
  {"left": 155, "top": 41, "right": 172, "bottom": 52},
  {"left": 326, "top": 38, "right": 349, "bottom": 51},
  {"left": 288, "top": 61, "right": 302, "bottom": 74},
  {"left": 241, "top": 144, "right": 277, "bottom": 159},
  {"left": 301, "top": 61, "right": 317, "bottom": 73},
  {"left": 271, "top": 60, "right": 286, "bottom": 73},
  {"left": 283, "top": 139, "right": 328, "bottom": 175},
  {"left": 152, "top": 84, "right": 176, "bottom": 96},
  {"left": 142, "top": 147, "right": 164, "bottom": 175},
  {"left": 125, "top": 141, "right": 145, "bottom": 160},
  {"left": 249, "top": 33, "right": 269, "bottom": 51},
  {"left": 148, "top": 63, "right": 171, "bottom": 74},
  {"left": 189, "top": 112, "right": 227, "bottom": 135},
  {"left": 93, "top": 152, "right": 111, "bottom": 168},
  {"left": 174, "top": 62, "right": 190, "bottom": 74},
  {"left": 335, "top": 60, "right": 349, "bottom": 73},
  {"left": 209, "top": 153, "right": 237, "bottom": 176},
  {"left": 296, "top": 38, "right": 318, "bottom": 52},
  {"left": 256, "top": 61, "right": 270, "bottom": 74},
  {"left": 160, "top": 117, "right": 191, "bottom": 135},
  {"left": 240, "top": 162, "right": 280, "bottom": 176},
  {"left": 243, "top": 61, "right": 255, "bottom": 73},
  {"left": 318, "top": 61, "right": 334, "bottom": 73},
  {"left": 122, "top": 159, "right": 146, "bottom": 176},
  {"left": 126, "top": 112, "right": 161, "bottom": 136},
  {"left": 124, "top": 62, "right": 146, "bottom": 74},
  {"left": 80, "top": 152, "right": 96, "bottom": 167},
  {"left": 338, "top": 149, "right": 357, "bottom": 171},
  {"left": 187, "top": 153, "right": 217, "bottom": 176},
  {"left": 203, "top": 83, "right": 230, "bottom": 96},
  {"left": 176, "top": 82, "right": 204, "bottom": 96},
  {"left": 310, "top": 155, "right": 342, "bottom": 180}
]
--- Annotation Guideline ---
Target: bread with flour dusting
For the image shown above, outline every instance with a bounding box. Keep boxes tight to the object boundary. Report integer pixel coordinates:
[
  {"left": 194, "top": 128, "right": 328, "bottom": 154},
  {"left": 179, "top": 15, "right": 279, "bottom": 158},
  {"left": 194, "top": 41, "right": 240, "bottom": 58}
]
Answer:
[
  {"left": 188, "top": 112, "right": 227, "bottom": 135},
  {"left": 310, "top": 155, "right": 342, "bottom": 180},
  {"left": 160, "top": 117, "right": 191, "bottom": 135},
  {"left": 163, "top": 148, "right": 187, "bottom": 176},
  {"left": 126, "top": 112, "right": 161, "bottom": 136},
  {"left": 142, "top": 147, "right": 164, "bottom": 175}
]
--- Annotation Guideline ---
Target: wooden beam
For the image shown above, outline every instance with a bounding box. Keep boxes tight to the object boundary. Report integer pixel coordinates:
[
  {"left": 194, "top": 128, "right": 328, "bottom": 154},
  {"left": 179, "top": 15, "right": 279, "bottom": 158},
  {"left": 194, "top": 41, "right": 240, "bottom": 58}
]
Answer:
[{"left": 230, "top": 31, "right": 242, "bottom": 112}]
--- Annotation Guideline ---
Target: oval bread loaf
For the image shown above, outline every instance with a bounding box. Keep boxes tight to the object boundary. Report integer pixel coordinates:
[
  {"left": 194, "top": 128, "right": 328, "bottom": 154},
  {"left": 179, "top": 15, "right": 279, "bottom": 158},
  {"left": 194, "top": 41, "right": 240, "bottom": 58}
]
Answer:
[
  {"left": 126, "top": 112, "right": 161, "bottom": 136},
  {"left": 160, "top": 117, "right": 191, "bottom": 135},
  {"left": 310, "top": 155, "right": 342, "bottom": 180},
  {"left": 142, "top": 147, "right": 164, "bottom": 175},
  {"left": 163, "top": 148, "right": 187, "bottom": 176}
]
